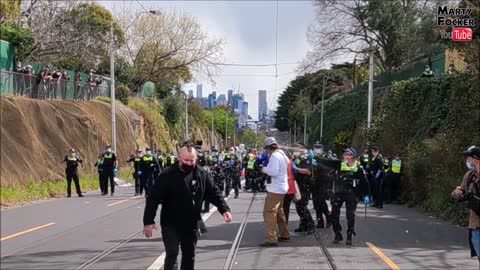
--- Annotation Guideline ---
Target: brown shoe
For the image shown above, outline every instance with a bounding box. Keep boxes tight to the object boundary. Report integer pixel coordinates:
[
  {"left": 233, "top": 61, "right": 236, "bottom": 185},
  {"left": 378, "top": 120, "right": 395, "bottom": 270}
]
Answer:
[{"left": 259, "top": 242, "right": 278, "bottom": 247}]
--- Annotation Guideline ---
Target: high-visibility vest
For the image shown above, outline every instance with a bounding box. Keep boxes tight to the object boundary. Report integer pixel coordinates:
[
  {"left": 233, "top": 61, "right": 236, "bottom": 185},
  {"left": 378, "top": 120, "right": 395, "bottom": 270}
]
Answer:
[
  {"left": 391, "top": 160, "right": 402, "bottom": 173},
  {"left": 104, "top": 153, "right": 113, "bottom": 159},
  {"left": 384, "top": 160, "right": 390, "bottom": 172},
  {"left": 143, "top": 156, "right": 153, "bottom": 161},
  {"left": 247, "top": 158, "right": 255, "bottom": 169},
  {"left": 169, "top": 156, "right": 175, "bottom": 163},
  {"left": 67, "top": 156, "right": 77, "bottom": 161},
  {"left": 341, "top": 162, "right": 358, "bottom": 173},
  {"left": 134, "top": 157, "right": 141, "bottom": 162}
]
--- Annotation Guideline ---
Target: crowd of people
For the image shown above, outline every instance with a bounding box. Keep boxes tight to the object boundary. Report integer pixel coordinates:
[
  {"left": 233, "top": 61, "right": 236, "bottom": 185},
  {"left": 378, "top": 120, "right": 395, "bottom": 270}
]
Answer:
[
  {"left": 61, "top": 138, "right": 479, "bottom": 269},
  {"left": 4, "top": 61, "right": 107, "bottom": 100}
]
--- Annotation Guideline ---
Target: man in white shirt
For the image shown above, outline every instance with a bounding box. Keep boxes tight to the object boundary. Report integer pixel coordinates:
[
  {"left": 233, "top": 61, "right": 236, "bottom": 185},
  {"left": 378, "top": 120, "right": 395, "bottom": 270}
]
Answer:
[{"left": 259, "top": 137, "right": 290, "bottom": 247}]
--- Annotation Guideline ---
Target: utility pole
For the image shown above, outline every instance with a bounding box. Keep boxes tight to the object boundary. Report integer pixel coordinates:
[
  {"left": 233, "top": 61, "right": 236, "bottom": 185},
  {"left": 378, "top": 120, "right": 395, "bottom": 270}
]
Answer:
[
  {"left": 320, "top": 75, "right": 328, "bottom": 143},
  {"left": 185, "top": 95, "right": 189, "bottom": 142},
  {"left": 109, "top": 23, "right": 116, "bottom": 153},
  {"left": 303, "top": 109, "right": 307, "bottom": 145},
  {"left": 368, "top": 42, "right": 374, "bottom": 129}
]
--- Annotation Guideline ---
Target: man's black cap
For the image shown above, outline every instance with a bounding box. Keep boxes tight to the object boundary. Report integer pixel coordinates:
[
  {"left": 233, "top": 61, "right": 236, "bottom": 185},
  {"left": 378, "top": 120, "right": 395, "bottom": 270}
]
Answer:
[{"left": 463, "top": 146, "right": 480, "bottom": 160}]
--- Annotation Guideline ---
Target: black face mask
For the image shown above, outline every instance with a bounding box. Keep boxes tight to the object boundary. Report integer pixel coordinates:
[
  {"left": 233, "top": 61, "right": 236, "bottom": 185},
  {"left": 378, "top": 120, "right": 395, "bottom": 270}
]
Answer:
[{"left": 181, "top": 163, "right": 195, "bottom": 174}]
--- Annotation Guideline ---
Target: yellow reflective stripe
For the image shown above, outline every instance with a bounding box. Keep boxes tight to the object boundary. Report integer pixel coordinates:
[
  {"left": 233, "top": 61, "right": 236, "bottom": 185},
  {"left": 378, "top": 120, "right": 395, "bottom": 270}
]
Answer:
[
  {"left": 340, "top": 162, "right": 358, "bottom": 172},
  {"left": 392, "top": 160, "right": 401, "bottom": 173}
]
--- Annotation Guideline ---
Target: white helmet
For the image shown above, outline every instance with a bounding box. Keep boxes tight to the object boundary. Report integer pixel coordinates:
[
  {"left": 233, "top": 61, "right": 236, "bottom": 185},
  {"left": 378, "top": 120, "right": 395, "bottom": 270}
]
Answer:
[{"left": 264, "top": 137, "right": 278, "bottom": 148}]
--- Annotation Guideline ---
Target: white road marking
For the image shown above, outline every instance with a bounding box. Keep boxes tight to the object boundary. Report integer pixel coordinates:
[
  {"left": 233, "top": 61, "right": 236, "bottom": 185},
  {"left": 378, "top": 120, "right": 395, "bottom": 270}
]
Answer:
[{"left": 146, "top": 180, "right": 244, "bottom": 270}]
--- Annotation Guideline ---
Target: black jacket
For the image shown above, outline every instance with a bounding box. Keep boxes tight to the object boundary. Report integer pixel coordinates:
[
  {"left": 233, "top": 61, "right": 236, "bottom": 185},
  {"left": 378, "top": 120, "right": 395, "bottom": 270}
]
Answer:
[{"left": 143, "top": 164, "right": 230, "bottom": 229}]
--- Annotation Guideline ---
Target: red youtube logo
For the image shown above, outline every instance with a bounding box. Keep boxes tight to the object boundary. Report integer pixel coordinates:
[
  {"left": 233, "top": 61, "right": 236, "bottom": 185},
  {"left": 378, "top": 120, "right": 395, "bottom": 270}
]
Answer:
[{"left": 452, "top": 28, "right": 473, "bottom": 41}]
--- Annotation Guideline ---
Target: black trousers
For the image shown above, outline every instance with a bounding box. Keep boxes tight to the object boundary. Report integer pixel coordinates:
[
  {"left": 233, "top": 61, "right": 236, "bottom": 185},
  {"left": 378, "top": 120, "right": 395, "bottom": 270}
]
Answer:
[
  {"left": 331, "top": 192, "right": 357, "bottom": 234},
  {"left": 376, "top": 176, "right": 385, "bottom": 207},
  {"left": 203, "top": 199, "right": 210, "bottom": 212},
  {"left": 283, "top": 193, "right": 294, "bottom": 224},
  {"left": 98, "top": 172, "right": 105, "bottom": 194},
  {"left": 245, "top": 170, "right": 255, "bottom": 189},
  {"left": 142, "top": 172, "right": 154, "bottom": 195},
  {"left": 312, "top": 182, "right": 331, "bottom": 224},
  {"left": 295, "top": 182, "right": 314, "bottom": 229},
  {"left": 102, "top": 171, "right": 115, "bottom": 194},
  {"left": 133, "top": 172, "right": 141, "bottom": 194},
  {"left": 66, "top": 171, "right": 82, "bottom": 196},
  {"left": 162, "top": 225, "right": 198, "bottom": 270}
]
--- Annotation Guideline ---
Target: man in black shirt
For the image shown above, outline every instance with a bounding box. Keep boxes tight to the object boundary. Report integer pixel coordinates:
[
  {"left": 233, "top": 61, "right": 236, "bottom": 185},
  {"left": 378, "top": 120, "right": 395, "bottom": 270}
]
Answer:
[
  {"left": 143, "top": 145, "right": 232, "bottom": 270},
  {"left": 62, "top": 148, "right": 83, "bottom": 197},
  {"left": 101, "top": 145, "right": 118, "bottom": 196}
]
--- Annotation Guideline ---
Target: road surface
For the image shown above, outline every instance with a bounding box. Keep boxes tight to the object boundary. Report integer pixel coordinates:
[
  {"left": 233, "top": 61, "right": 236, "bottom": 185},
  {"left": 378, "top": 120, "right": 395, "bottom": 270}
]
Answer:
[{"left": 1, "top": 185, "right": 477, "bottom": 269}]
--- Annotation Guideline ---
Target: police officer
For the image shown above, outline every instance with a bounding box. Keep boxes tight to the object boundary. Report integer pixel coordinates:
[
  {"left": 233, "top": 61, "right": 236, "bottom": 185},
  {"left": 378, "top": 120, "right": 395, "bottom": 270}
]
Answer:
[
  {"left": 421, "top": 65, "right": 435, "bottom": 78},
  {"left": 244, "top": 149, "right": 258, "bottom": 192},
  {"left": 256, "top": 149, "right": 270, "bottom": 192},
  {"left": 369, "top": 146, "right": 384, "bottom": 208},
  {"left": 386, "top": 154, "right": 403, "bottom": 203},
  {"left": 62, "top": 148, "right": 83, "bottom": 197},
  {"left": 127, "top": 149, "right": 143, "bottom": 196},
  {"left": 155, "top": 149, "right": 165, "bottom": 173},
  {"left": 223, "top": 147, "right": 241, "bottom": 198},
  {"left": 101, "top": 145, "right": 118, "bottom": 196},
  {"left": 94, "top": 155, "right": 105, "bottom": 195},
  {"left": 140, "top": 147, "right": 159, "bottom": 197},
  {"left": 360, "top": 150, "right": 370, "bottom": 169},
  {"left": 312, "top": 143, "right": 333, "bottom": 229},
  {"left": 317, "top": 148, "right": 370, "bottom": 245},
  {"left": 292, "top": 143, "right": 315, "bottom": 234},
  {"left": 166, "top": 152, "right": 177, "bottom": 168}
]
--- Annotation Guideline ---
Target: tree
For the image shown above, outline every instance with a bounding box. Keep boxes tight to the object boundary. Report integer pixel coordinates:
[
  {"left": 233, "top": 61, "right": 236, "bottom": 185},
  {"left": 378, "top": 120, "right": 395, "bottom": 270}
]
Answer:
[
  {"left": 118, "top": 9, "right": 224, "bottom": 97},
  {"left": 19, "top": 1, "right": 124, "bottom": 69},
  {"left": 97, "top": 55, "right": 133, "bottom": 86},
  {"left": 303, "top": 0, "right": 444, "bottom": 72},
  {"left": 0, "top": 22, "right": 34, "bottom": 61},
  {"left": 0, "top": 0, "right": 21, "bottom": 24}
]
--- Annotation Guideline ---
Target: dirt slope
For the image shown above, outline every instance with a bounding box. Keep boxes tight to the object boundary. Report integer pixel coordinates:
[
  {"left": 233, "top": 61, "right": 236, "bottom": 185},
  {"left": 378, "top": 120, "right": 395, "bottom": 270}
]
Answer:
[{"left": 0, "top": 97, "right": 144, "bottom": 186}]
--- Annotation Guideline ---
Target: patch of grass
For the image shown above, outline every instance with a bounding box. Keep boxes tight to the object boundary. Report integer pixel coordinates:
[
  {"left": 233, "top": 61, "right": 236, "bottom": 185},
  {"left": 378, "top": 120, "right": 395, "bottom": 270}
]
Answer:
[
  {"left": 0, "top": 168, "right": 132, "bottom": 206},
  {"left": 93, "top": 96, "right": 111, "bottom": 103}
]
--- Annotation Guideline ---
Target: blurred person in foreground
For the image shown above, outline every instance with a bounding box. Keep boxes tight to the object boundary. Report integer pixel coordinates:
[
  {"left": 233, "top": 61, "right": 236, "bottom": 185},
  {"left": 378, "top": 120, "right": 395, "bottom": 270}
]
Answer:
[
  {"left": 143, "top": 144, "right": 232, "bottom": 270},
  {"left": 452, "top": 146, "right": 480, "bottom": 266}
]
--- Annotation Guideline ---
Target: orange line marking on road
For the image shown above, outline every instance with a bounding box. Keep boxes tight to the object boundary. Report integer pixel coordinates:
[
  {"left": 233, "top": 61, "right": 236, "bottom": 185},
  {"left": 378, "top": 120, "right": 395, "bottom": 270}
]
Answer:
[
  {"left": 366, "top": 242, "right": 401, "bottom": 270},
  {"left": 0, "top": 222, "right": 56, "bottom": 241},
  {"left": 107, "top": 195, "right": 140, "bottom": 207}
]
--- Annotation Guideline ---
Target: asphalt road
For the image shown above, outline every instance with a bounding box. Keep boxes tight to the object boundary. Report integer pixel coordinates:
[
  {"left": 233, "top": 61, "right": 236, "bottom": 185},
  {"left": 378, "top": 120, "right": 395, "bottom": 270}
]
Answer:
[{"left": 1, "top": 183, "right": 477, "bottom": 270}]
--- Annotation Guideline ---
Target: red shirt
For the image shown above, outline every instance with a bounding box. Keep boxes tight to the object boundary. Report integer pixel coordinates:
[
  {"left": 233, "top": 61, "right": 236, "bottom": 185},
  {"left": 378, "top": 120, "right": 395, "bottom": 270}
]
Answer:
[{"left": 287, "top": 158, "right": 296, "bottom": 194}]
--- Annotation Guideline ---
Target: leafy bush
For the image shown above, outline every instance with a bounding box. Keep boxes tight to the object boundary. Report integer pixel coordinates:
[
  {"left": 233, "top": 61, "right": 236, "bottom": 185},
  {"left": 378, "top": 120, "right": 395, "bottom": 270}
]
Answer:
[
  {"left": 116, "top": 85, "right": 132, "bottom": 105},
  {"left": 305, "top": 71, "right": 479, "bottom": 226},
  {"left": 0, "top": 22, "right": 35, "bottom": 61}
]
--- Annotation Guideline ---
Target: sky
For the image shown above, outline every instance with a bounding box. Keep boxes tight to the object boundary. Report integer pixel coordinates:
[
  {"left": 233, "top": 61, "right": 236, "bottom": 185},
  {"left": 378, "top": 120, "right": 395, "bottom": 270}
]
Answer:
[{"left": 99, "top": 0, "right": 316, "bottom": 120}]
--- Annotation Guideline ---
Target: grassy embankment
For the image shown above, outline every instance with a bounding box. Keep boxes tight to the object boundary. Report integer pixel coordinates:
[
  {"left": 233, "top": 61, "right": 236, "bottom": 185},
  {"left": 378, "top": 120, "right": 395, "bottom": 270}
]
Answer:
[{"left": 0, "top": 168, "right": 133, "bottom": 205}]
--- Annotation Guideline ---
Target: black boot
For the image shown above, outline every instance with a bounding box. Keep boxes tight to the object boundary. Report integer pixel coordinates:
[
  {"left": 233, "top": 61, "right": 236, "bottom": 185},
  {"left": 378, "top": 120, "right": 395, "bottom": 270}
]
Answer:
[
  {"left": 346, "top": 231, "right": 356, "bottom": 245},
  {"left": 333, "top": 232, "right": 343, "bottom": 244},
  {"left": 316, "top": 220, "right": 325, "bottom": 229}
]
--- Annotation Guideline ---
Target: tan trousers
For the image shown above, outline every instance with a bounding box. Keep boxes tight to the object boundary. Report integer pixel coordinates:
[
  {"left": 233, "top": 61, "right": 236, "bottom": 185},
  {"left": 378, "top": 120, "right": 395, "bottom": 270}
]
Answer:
[{"left": 263, "top": 192, "right": 290, "bottom": 243}]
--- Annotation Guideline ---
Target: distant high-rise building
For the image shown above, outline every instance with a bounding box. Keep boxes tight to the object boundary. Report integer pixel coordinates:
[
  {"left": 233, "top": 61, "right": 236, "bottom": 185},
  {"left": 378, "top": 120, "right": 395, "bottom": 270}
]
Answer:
[
  {"left": 196, "top": 84, "right": 203, "bottom": 99},
  {"left": 242, "top": 101, "right": 248, "bottom": 117},
  {"left": 188, "top": 90, "right": 194, "bottom": 98},
  {"left": 227, "top": 89, "right": 233, "bottom": 106},
  {"left": 217, "top": 94, "right": 227, "bottom": 106},
  {"left": 208, "top": 91, "right": 217, "bottom": 108},
  {"left": 231, "top": 93, "right": 244, "bottom": 115},
  {"left": 258, "top": 90, "right": 267, "bottom": 121}
]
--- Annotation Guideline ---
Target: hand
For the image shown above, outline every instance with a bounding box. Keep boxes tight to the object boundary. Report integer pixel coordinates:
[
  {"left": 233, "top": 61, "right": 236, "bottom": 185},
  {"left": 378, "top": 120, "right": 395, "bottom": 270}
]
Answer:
[
  {"left": 223, "top": 212, "right": 233, "bottom": 223},
  {"left": 451, "top": 186, "right": 464, "bottom": 199},
  {"left": 137, "top": 171, "right": 143, "bottom": 176},
  {"left": 143, "top": 224, "right": 159, "bottom": 238},
  {"left": 364, "top": 195, "right": 370, "bottom": 205}
]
